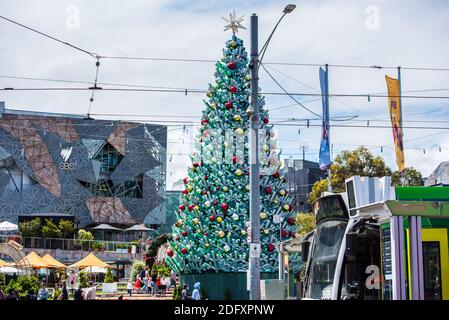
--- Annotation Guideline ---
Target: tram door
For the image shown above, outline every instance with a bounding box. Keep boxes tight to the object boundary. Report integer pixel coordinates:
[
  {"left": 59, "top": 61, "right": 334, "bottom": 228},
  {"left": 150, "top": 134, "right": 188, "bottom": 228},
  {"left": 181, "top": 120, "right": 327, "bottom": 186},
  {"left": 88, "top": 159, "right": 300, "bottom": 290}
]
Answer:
[{"left": 406, "top": 228, "right": 449, "bottom": 300}]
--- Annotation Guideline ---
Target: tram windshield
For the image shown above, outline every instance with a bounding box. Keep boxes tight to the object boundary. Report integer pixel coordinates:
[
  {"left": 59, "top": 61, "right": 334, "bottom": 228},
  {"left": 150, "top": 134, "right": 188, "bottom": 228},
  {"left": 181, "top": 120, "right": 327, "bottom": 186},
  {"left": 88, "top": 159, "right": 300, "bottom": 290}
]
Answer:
[{"left": 304, "top": 219, "right": 348, "bottom": 299}]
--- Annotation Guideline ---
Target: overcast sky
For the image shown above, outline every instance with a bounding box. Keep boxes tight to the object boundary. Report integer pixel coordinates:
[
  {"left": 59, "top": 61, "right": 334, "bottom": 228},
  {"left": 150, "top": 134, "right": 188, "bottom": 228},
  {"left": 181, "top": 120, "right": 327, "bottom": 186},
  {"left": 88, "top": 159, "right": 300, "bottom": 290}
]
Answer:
[{"left": 0, "top": 0, "right": 448, "bottom": 189}]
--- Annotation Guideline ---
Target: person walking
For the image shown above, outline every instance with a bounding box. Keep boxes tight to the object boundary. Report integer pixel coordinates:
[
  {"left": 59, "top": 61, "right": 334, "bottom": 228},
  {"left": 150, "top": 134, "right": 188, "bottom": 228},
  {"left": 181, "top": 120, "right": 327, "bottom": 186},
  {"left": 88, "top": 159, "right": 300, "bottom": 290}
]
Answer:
[
  {"left": 181, "top": 284, "right": 189, "bottom": 300},
  {"left": 127, "top": 278, "right": 133, "bottom": 297},
  {"left": 37, "top": 282, "right": 50, "bottom": 300},
  {"left": 74, "top": 287, "right": 84, "bottom": 300},
  {"left": 150, "top": 271, "right": 157, "bottom": 296},
  {"left": 192, "top": 282, "right": 201, "bottom": 300},
  {"left": 69, "top": 270, "right": 76, "bottom": 295},
  {"left": 59, "top": 281, "right": 68, "bottom": 300},
  {"left": 169, "top": 271, "right": 177, "bottom": 289}
]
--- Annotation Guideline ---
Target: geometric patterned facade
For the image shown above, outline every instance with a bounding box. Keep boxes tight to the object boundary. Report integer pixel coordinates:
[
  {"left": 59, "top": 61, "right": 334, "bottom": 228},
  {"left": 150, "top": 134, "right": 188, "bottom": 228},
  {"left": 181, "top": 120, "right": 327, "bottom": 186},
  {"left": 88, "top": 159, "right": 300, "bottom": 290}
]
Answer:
[{"left": 0, "top": 110, "right": 167, "bottom": 227}]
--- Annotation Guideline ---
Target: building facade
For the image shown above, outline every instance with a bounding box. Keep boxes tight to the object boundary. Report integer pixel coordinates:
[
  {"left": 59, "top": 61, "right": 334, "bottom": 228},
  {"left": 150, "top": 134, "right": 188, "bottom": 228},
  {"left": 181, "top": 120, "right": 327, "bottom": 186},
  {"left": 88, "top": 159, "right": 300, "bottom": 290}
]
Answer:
[
  {"left": 0, "top": 104, "right": 167, "bottom": 228},
  {"left": 284, "top": 159, "right": 325, "bottom": 212}
]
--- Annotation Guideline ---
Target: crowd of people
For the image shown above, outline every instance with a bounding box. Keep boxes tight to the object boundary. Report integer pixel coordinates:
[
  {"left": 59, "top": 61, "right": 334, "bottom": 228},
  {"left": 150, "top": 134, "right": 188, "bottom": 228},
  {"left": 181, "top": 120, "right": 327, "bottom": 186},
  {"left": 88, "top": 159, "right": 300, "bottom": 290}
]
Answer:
[{"left": 130, "top": 267, "right": 177, "bottom": 297}]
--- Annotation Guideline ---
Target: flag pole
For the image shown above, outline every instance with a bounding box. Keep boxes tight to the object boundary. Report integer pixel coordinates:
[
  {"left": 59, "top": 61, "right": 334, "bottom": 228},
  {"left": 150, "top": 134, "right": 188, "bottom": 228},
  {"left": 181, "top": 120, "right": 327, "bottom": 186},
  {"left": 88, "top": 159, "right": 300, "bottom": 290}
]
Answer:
[
  {"left": 398, "top": 66, "right": 405, "bottom": 183},
  {"left": 325, "top": 64, "right": 331, "bottom": 192}
]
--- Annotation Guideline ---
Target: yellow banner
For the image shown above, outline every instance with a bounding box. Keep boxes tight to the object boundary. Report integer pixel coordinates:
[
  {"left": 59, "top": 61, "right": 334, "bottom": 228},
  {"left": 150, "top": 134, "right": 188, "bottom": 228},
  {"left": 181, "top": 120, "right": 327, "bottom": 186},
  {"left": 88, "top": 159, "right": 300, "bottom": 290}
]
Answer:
[{"left": 385, "top": 75, "right": 405, "bottom": 172}]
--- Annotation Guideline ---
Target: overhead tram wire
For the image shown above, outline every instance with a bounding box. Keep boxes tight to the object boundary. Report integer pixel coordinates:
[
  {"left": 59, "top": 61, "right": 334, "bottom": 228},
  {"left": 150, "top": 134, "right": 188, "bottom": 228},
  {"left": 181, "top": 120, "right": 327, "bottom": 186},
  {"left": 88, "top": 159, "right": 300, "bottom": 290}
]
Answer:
[
  {"left": 86, "top": 58, "right": 101, "bottom": 118},
  {"left": 0, "top": 15, "right": 99, "bottom": 59}
]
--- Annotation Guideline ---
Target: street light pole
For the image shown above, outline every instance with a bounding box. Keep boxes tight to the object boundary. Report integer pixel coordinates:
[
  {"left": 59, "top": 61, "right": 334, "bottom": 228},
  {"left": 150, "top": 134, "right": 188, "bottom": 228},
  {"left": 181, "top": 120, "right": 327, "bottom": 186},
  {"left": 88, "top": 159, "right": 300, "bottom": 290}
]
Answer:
[{"left": 249, "top": 13, "right": 261, "bottom": 301}]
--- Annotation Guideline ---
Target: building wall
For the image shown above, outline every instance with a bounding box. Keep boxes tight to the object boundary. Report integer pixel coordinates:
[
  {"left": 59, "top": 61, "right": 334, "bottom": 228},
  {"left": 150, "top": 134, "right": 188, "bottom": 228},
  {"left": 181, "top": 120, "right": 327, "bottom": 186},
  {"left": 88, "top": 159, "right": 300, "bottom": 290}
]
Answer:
[
  {"left": 0, "top": 111, "right": 167, "bottom": 227},
  {"left": 284, "top": 159, "right": 325, "bottom": 212}
]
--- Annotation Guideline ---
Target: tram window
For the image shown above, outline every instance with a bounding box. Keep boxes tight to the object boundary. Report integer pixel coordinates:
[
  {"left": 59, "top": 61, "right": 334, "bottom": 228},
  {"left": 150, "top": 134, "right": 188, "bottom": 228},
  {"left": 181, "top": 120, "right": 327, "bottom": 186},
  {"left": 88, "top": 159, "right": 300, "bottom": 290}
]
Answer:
[
  {"left": 422, "top": 241, "right": 442, "bottom": 300},
  {"left": 339, "top": 230, "right": 381, "bottom": 300},
  {"left": 314, "top": 196, "right": 348, "bottom": 224}
]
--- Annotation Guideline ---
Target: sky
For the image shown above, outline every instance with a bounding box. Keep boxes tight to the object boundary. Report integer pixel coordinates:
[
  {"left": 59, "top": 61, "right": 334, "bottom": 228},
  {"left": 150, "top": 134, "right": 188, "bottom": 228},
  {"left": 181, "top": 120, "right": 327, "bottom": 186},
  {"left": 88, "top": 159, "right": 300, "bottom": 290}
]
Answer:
[{"left": 0, "top": 0, "right": 448, "bottom": 189}]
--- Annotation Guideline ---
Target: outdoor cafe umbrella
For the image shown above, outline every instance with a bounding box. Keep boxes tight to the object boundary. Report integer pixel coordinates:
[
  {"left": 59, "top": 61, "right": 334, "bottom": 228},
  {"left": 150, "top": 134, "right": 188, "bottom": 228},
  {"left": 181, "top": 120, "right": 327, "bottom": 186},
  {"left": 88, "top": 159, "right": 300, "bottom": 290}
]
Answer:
[
  {"left": 125, "top": 224, "right": 154, "bottom": 242},
  {"left": 68, "top": 252, "right": 111, "bottom": 282},
  {"left": 0, "top": 221, "right": 18, "bottom": 234},
  {"left": 0, "top": 266, "right": 24, "bottom": 274},
  {"left": 16, "top": 251, "right": 53, "bottom": 269},
  {"left": 92, "top": 223, "right": 123, "bottom": 241},
  {"left": 42, "top": 253, "right": 66, "bottom": 269}
]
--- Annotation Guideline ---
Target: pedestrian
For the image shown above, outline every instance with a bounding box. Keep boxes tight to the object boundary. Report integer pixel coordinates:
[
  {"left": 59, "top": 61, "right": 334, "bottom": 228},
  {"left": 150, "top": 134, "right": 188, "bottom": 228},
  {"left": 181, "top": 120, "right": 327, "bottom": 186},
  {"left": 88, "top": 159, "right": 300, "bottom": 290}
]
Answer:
[
  {"left": 181, "top": 284, "right": 189, "bottom": 300},
  {"left": 192, "top": 282, "right": 201, "bottom": 300},
  {"left": 83, "top": 281, "right": 97, "bottom": 300},
  {"left": 169, "top": 271, "right": 177, "bottom": 289},
  {"left": 74, "top": 287, "right": 84, "bottom": 300},
  {"left": 5, "top": 289, "right": 18, "bottom": 301},
  {"left": 37, "top": 282, "right": 50, "bottom": 300},
  {"left": 150, "top": 271, "right": 157, "bottom": 296},
  {"left": 69, "top": 270, "right": 76, "bottom": 295},
  {"left": 127, "top": 278, "right": 133, "bottom": 297},
  {"left": 59, "top": 281, "right": 68, "bottom": 300}
]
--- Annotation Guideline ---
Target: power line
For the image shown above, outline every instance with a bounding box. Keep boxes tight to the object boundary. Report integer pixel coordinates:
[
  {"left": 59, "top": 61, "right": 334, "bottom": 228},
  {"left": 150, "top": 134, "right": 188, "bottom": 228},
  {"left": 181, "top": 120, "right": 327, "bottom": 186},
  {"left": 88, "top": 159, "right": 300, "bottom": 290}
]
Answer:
[{"left": 0, "top": 15, "right": 99, "bottom": 59}]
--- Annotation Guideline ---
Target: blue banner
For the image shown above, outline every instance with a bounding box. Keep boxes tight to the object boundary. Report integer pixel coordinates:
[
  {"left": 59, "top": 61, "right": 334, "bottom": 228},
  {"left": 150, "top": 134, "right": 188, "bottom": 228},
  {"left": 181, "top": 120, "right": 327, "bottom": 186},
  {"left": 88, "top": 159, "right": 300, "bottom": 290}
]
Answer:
[{"left": 319, "top": 67, "right": 331, "bottom": 170}]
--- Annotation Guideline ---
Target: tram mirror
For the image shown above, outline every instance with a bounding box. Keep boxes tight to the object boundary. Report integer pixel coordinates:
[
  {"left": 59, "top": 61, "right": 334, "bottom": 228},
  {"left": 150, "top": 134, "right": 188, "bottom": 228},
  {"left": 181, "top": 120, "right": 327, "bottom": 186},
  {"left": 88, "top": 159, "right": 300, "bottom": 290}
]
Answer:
[{"left": 345, "top": 233, "right": 358, "bottom": 261}]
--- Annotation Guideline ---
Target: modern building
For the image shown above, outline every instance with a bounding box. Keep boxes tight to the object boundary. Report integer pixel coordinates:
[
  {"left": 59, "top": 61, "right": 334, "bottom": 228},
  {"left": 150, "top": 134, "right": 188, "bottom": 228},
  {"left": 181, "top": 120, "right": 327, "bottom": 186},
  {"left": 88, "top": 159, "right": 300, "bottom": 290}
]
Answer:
[
  {"left": 283, "top": 159, "right": 326, "bottom": 212},
  {"left": 0, "top": 102, "right": 167, "bottom": 229},
  {"left": 425, "top": 161, "right": 449, "bottom": 186}
]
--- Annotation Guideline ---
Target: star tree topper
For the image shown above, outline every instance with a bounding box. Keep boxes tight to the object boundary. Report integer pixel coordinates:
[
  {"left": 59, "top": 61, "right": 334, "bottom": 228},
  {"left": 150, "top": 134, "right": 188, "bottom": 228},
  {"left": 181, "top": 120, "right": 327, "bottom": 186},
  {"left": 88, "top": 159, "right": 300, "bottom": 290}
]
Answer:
[{"left": 222, "top": 10, "right": 246, "bottom": 34}]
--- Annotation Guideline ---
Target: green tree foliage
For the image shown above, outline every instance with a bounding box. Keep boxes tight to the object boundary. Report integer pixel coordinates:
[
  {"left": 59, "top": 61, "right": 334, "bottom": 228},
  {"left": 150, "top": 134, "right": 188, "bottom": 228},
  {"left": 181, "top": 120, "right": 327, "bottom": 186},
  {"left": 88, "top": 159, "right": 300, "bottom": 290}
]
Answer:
[
  {"left": 58, "top": 219, "right": 74, "bottom": 238},
  {"left": 131, "top": 260, "right": 146, "bottom": 281},
  {"left": 79, "top": 271, "right": 88, "bottom": 288},
  {"left": 16, "top": 276, "right": 39, "bottom": 297},
  {"left": 77, "top": 229, "right": 94, "bottom": 241},
  {"left": 391, "top": 167, "right": 424, "bottom": 186},
  {"left": 172, "top": 286, "right": 181, "bottom": 300},
  {"left": 104, "top": 268, "right": 114, "bottom": 283},
  {"left": 41, "top": 219, "right": 62, "bottom": 238},
  {"left": 19, "top": 218, "right": 42, "bottom": 237},
  {"left": 0, "top": 272, "right": 5, "bottom": 290},
  {"left": 309, "top": 146, "right": 393, "bottom": 204},
  {"left": 296, "top": 212, "right": 316, "bottom": 237}
]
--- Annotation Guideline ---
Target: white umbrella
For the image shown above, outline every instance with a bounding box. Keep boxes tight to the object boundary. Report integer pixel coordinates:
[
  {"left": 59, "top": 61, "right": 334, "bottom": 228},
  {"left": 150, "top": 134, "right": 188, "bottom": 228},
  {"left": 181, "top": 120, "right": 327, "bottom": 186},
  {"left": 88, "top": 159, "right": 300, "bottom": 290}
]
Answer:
[
  {"left": 0, "top": 221, "right": 18, "bottom": 232},
  {"left": 0, "top": 266, "right": 24, "bottom": 274},
  {"left": 84, "top": 266, "right": 107, "bottom": 273}
]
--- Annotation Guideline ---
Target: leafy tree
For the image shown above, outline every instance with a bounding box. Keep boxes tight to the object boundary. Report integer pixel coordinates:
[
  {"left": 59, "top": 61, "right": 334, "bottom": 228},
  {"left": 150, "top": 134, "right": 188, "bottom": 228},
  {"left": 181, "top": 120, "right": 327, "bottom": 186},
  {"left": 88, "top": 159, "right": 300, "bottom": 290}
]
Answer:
[
  {"left": 391, "top": 167, "right": 424, "bottom": 186},
  {"left": 104, "top": 268, "right": 114, "bottom": 283},
  {"left": 58, "top": 219, "right": 74, "bottom": 238},
  {"left": 296, "top": 212, "right": 316, "bottom": 237},
  {"left": 79, "top": 271, "right": 88, "bottom": 288},
  {"left": 16, "top": 275, "right": 39, "bottom": 297},
  {"left": 77, "top": 229, "right": 94, "bottom": 241},
  {"left": 41, "top": 219, "right": 62, "bottom": 238},
  {"left": 131, "top": 260, "right": 146, "bottom": 281},
  {"left": 172, "top": 286, "right": 181, "bottom": 300},
  {"left": 309, "top": 146, "right": 392, "bottom": 204},
  {"left": 19, "top": 218, "right": 42, "bottom": 237},
  {"left": 0, "top": 272, "right": 5, "bottom": 290}
]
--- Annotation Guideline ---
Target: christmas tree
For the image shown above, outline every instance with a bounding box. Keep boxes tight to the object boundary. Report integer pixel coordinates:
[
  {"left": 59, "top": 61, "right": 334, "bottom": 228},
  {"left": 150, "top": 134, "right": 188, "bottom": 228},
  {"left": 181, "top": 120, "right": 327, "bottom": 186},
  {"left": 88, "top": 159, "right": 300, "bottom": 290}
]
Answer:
[{"left": 165, "top": 18, "right": 297, "bottom": 274}]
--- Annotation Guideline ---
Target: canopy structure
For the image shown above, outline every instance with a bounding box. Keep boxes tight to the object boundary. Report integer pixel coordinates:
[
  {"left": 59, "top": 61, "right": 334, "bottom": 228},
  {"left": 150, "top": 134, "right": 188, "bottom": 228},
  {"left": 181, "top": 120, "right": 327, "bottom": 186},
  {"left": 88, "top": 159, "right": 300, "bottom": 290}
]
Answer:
[
  {"left": 68, "top": 252, "right": 111, "bottom": 269},
  {"left": 0, "top": 266, "right": 24, "bottom": 274},
  {"left": 0, "top": 221, "right": 18, "bottom": 232},
  {"left": 92, "top": 224, "right": 123, "bottom": 231},
  {"left": 83, "top": 266, "right": 107, "bottom": 273},
  {"left": 16, "top": 251, "right": 52, "bottom": 269},
  {"left": 125, "top": 224, "right": 153, "bottom": 232},
  {"left": 0, "top": 258, "right": 11, "bottom": 267},
  {"left": 42, "top": 253, "right": 66, "bottom": 269}
]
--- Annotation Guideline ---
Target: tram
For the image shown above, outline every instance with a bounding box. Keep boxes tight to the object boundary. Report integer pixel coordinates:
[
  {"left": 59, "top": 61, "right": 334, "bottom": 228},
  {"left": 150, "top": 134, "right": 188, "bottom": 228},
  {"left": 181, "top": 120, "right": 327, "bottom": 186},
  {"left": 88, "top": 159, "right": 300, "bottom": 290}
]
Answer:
[{"left": 301, "top": 176, "right": 449, "bottom": 300}]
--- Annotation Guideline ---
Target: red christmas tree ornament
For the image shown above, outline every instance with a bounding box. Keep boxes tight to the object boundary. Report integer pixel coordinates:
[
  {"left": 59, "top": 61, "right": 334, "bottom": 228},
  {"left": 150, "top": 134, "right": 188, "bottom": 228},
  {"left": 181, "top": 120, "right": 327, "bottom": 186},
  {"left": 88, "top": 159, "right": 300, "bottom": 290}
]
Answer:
[
  {"left": 229, "top": 86, "right": 238, "bottom": 93},
  {"left": 263, "top": 118, "right": 269, "bottom": 124},
  {"left": 227, "top": 61, "right": 236, "bottom": 70},
  {"left": 181, "top": 248, "right": 188, "bottom": 254},
  {"left": 287, "top": 217, "right": 295, "bottom": 225},
  {"left": 272, "top": 171, "right": 280, "bottom": 179},
  {"left": 179, "top": 204, "right": 185, "bottom": 211},
  {"left": 245, "top": 171, "right": 250, "bottom": 176},
  {"left": 281, "top": 229, "right": 288, "bottom": 238},
  {"left": 182, "top": 189, "right": 188, "bottom": 195},
  {"left": 213, "top": 200, "right": 219, "bottom": 206},
  {"left": 289, "top": 205, "right": 294, "bottom": 211},
  {"left": 209, "top": 215, "right": 215, "bottom": 222},
  {"left": 221, "top": 203, "right": 229, "bottom": 211},
  {"left": 264, "top": 186, "right": 273, "bottom": 194},
  {"left": 167, "top": 249, "right": 174, "bottom": 257},
  {"left": 201, "top": 119, "right": 209, "bottom": 125},
  {"left": 267, "top": 244, "right": 275, "bottom": 252},
  {"left": 187, "top": 204, "right": 195, "bottom": 211},
  {"left": 203, "top": 175, "right": 208, "bottom": 180},
  {"left": 182, "top": 231, "right": 188, "bottom": 237},
  {"left": 225, "top": 101, "right": 233, "bottom": 109},
  {"left": 232, "top": 156, "right": 238, "bottom": 164},
  {"left": 183, "top": 177, "right": 188, "bottom": 184},
  {"left": 192, "top": 162, "right": 199, "bottom": 168}
]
